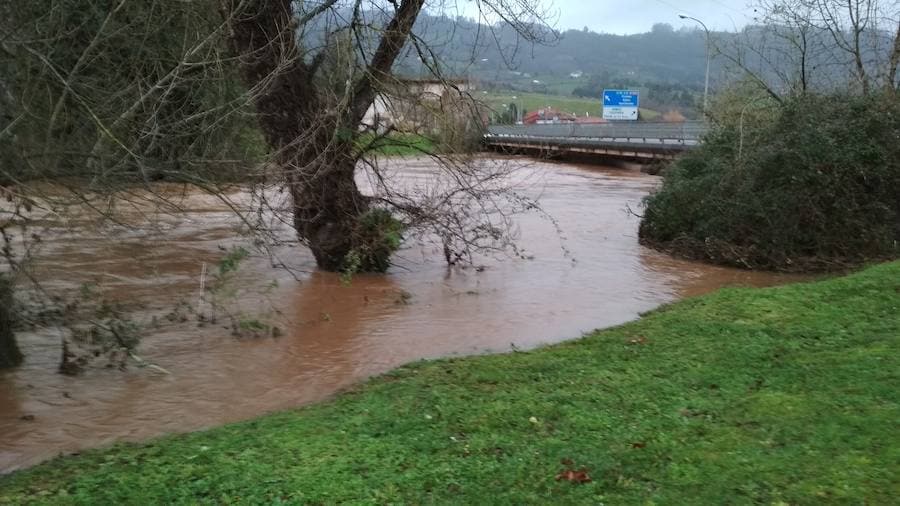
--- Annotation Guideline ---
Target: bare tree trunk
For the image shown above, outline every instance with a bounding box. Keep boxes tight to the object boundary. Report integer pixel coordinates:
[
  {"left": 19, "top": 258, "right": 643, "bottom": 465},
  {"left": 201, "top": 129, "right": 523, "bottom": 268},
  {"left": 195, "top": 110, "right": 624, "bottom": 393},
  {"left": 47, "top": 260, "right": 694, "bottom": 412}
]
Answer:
[
  {"left": 289, "top": 145, "right": 369, "bottom": 270},
  {"left": 0, "top": 275, "right": 22, "bottom": 369},
  {"left": 224, "top": 0, "right": 363, "bottom": 269},
  {"left": 798, "top": 27, "right": 809, "bottom": 92},
  {"left": 224, "top": 0, "right": 423, "bottom": 270},
  {"left": 848, "top": 0, "right": 870, "bottom": 94},
  {"left": 887, "top": 20, "right": 900, "bottom": 93}
]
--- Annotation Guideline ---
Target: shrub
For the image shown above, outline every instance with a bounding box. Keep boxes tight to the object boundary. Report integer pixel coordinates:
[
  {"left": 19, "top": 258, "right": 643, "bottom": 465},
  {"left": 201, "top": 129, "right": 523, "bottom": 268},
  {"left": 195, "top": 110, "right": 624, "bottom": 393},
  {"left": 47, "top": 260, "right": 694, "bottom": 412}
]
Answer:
[
  {"left": 0, "top": 275, "right": 22, "bottom": 369},
  {"left": 342, "top": 208, "right": 404, "bottom": 275},
  {"left": 639, "top": 92, "right": 900, "bottom": 271}
]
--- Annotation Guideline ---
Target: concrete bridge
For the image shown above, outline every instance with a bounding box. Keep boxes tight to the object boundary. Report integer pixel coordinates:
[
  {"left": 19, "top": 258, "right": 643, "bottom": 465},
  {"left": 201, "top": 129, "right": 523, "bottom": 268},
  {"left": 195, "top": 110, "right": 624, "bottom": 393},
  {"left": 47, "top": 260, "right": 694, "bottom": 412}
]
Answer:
[{"left": 483, "top": 121, "right": 708, "bottom": 161}]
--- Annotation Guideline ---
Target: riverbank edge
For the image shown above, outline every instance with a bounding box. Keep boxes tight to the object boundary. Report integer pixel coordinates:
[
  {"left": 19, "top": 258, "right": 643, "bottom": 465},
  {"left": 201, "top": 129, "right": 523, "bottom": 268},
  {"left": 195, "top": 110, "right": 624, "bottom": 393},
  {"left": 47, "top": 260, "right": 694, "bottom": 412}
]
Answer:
[
  {"left": 1, "top": 261, "right": 898, "bottom": 504},
  {"left": 359, "top": 132, "right": 438, "bottom": 157},
  {"left": 638, "top": 234, "right": 899, "bottom": 274}
]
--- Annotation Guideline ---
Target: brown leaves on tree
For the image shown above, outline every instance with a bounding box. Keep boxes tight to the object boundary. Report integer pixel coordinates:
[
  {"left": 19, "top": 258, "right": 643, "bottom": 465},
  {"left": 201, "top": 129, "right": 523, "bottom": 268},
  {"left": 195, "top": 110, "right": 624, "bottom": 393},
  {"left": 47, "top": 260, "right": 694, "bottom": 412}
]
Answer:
[{"left": 555, "top": 459, "right": 592, "bottom": 484}]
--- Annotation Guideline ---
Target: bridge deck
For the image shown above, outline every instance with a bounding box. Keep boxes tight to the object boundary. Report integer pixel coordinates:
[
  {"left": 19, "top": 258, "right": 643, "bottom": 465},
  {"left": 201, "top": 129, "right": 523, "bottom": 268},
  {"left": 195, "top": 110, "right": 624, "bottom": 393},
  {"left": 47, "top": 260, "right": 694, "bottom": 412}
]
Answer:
[{"left": 484, "top": 121, "right": 708, "bottom": 160}]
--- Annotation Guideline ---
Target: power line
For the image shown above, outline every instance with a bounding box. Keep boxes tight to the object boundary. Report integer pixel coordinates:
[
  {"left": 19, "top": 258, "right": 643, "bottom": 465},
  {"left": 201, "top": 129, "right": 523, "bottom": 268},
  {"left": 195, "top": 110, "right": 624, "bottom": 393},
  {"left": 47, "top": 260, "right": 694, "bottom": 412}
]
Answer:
[
  {"left": 652, "top": 0, "right": 699, "bottom": 17},
  {"left": 706, "top": 0, "right": 747, "bottom": 15}
]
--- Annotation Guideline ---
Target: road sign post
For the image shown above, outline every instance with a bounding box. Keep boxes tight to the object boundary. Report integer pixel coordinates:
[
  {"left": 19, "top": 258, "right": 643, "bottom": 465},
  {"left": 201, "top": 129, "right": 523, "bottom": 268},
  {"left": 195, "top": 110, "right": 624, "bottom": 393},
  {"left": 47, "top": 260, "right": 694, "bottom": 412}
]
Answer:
[{"left": 602, "top": 89, "right": 640, "bottom": 121}]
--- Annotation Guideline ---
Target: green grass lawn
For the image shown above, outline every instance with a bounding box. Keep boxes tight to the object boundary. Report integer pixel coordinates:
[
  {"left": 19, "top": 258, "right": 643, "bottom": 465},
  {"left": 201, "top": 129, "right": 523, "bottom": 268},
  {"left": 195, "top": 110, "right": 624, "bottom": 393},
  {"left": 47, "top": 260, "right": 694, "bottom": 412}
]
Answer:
[
  {"left": 481, "top": 90, "right": 661, "bottom": 121},
  {"left": 2, "top": 262, "right": 898, "bottom": 504},
  {"left": 357, "top": 132, "right": 437, "bottom": 157}
]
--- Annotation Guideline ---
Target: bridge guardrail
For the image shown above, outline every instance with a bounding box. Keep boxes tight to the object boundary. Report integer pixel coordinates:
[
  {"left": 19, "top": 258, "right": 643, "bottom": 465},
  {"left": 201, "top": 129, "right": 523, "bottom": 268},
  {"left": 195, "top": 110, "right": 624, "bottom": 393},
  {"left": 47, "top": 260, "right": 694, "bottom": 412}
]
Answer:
[{"left": 484, "top": 121, "right": 708, "bottom": 146}]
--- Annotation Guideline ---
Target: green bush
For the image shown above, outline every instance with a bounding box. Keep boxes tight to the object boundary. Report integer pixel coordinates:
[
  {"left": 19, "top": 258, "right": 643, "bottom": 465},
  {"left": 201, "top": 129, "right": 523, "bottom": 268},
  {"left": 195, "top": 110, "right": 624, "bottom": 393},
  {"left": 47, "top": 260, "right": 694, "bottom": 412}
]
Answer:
[
  {"left": 0, "top": 275, "right": 22, "bottom": 369},
  {"left": 342, "top": 208, "right": 404, "bottom": 275},
  {"left": 640, "top": 93, "right": 900, "bottom": 271}
]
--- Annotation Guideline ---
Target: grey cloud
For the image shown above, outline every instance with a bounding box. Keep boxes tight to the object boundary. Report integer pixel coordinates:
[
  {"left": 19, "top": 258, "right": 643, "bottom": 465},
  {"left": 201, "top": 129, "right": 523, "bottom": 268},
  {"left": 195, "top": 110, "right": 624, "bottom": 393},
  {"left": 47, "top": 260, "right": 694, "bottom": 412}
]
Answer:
[{"left": 548, "top": 0, "right": 752, "bottom": 34}]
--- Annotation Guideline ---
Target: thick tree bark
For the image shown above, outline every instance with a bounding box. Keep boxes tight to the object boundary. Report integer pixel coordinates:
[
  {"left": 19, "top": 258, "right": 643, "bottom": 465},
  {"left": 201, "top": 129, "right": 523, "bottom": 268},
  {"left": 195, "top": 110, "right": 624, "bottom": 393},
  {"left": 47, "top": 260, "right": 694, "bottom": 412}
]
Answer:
[
  {"left": 224, "top": 0, "right": 424, "bottom": 270},
  {"left": 224, "top": 0, "right": 365, "bottom": 269},
  {"left": 0, "top": 275, "right": 22, "bottom": 369}
]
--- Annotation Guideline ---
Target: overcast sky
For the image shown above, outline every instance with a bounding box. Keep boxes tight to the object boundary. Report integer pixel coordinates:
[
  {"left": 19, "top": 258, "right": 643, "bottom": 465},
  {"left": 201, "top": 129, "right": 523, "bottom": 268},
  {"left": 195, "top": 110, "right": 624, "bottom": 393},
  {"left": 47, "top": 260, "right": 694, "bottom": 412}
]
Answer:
[{"left": 546, "top": 0, "right": 754, "bottom": 34}]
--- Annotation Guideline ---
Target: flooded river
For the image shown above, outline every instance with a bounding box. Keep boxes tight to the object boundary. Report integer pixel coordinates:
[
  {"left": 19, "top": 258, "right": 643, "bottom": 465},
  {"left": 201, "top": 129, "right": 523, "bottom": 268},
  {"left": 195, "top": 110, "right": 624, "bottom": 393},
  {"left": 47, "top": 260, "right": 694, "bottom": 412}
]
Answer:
[{"left": 0, "top": 158, "right": 806, "bottom": 472}]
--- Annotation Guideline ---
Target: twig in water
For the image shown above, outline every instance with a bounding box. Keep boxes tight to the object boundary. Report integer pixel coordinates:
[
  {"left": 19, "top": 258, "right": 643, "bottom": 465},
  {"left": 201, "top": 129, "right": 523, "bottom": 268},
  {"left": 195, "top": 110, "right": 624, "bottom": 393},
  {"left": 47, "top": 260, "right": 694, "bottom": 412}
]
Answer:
[{"left": 197, "top": 262, "right": 207, "bottom": 318}]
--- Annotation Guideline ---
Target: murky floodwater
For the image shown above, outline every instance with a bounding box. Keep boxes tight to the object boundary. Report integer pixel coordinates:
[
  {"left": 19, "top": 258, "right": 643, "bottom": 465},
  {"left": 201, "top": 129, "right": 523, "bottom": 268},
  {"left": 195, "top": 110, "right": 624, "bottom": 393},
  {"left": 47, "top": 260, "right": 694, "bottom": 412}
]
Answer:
[{"left": 0, "top": 158, "right": 807, "bottom": 472}]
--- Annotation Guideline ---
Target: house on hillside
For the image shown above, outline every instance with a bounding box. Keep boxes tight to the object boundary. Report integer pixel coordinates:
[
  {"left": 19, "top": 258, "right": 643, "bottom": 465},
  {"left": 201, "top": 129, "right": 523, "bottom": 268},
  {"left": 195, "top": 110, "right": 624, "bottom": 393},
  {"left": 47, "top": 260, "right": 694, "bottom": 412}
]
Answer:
[
  {"left": 523, "top": 107, "right": 577, "bottom": 125},
  {"left": 522, "top": 108, "right": 608, "bottom": 125}
]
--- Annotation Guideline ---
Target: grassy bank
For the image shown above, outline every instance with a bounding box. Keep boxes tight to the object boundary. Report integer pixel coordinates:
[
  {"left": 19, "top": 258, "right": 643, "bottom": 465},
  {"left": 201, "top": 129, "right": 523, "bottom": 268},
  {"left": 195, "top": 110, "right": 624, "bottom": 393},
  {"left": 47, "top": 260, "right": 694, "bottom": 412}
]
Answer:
[
  {"left": 357, "top": 133, "right": 438, "bottom": 157},
  {"left": 2, "top": 262, "right": 898, "bottom": 504}
]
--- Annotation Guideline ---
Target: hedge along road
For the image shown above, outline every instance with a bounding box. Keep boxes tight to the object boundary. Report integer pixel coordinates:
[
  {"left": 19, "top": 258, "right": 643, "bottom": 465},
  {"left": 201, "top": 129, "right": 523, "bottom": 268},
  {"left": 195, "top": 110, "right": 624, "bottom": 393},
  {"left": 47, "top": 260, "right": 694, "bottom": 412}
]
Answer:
[{"left": 0, "top": 157, "right": 805, "bottom": 473}]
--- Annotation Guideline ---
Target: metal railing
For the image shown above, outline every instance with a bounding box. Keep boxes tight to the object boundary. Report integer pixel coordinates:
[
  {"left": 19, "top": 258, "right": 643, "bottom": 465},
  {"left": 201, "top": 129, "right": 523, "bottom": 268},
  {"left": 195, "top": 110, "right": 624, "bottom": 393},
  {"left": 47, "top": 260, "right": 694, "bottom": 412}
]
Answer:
[{"left": 484, "top": 121, "right": 708, "bottom": 148}]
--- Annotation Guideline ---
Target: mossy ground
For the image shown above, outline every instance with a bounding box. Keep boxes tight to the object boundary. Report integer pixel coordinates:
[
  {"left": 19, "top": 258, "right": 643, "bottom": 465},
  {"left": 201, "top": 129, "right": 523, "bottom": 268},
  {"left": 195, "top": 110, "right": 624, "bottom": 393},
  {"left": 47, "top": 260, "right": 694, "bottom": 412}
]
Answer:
[{"left": 1, "top": 262, "right": 898, "bottom": 504}]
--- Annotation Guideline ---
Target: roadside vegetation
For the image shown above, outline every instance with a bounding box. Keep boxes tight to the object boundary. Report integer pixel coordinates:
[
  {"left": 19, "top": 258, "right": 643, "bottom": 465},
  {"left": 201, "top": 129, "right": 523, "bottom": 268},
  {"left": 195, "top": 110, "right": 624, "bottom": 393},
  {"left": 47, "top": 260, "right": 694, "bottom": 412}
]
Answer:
[{"left": 1, "top": 261, "right": 897, "bottom": 504}]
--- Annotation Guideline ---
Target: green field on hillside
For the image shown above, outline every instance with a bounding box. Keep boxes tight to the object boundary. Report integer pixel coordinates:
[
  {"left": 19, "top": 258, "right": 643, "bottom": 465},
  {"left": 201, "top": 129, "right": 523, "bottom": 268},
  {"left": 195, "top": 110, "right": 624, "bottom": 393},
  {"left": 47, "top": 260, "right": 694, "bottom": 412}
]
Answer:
[{"left": 480, "top": 90, "right": 661, "bottom": 121}]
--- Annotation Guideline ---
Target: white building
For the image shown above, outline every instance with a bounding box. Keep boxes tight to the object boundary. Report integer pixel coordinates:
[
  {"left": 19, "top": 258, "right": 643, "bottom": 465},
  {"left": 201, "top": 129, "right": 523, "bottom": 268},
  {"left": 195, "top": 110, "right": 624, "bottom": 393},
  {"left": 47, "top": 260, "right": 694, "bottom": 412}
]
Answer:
[{"left": 361, "top": 79, "right": 475, "bottom": 133}]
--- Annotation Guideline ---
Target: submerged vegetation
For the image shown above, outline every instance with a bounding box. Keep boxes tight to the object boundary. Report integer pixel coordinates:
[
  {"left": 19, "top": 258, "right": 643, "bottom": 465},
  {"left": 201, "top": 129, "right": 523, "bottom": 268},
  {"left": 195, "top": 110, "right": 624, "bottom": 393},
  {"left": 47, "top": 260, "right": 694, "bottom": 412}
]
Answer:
[
  {"left": 0, "top": 275, "right": 22, "bottom": 369},
  {"left": 640, "top": 92, "right": 900, "bottom": 271},
  {"left": 1, "top": 261, "right": 897, "bottom": 503},
  {"left": 342, "top": 208, "right": 405, "bottom": 275}
]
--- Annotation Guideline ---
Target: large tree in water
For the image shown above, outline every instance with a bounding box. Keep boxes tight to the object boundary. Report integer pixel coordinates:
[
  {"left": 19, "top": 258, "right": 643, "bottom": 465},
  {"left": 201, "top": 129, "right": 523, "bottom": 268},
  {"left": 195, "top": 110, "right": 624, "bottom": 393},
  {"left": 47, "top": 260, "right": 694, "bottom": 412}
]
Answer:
[
  {"left": 0, "top": 0, "right": 551, "bottom": 367},
  {"left": 222, "top": 0, "right": 551, "bottom": 271}
]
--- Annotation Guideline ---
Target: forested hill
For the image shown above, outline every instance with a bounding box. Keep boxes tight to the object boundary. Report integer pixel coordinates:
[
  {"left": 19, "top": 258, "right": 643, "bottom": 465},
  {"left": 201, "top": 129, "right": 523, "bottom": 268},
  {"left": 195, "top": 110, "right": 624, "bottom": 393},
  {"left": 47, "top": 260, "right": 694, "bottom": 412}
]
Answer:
[
  {"left": 393, "top": 18, "right": 713, "bottom": 89},
  {"left": 390, "top": 13, "right": 893, "bottom": 96}
]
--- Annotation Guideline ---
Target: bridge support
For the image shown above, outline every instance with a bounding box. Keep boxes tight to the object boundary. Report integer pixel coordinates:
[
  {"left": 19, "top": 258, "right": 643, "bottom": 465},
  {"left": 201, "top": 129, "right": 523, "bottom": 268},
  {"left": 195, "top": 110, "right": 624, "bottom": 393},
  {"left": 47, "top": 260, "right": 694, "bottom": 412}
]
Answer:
[{"left": 484, "top": 141, "right": 680, "bottom": 163}]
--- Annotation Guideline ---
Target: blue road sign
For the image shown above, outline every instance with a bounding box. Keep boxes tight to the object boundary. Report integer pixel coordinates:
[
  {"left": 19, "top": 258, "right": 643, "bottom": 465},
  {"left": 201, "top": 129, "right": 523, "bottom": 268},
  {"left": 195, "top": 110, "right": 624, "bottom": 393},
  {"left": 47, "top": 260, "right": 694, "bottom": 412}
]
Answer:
[
  {"left": 602, "top": 89, "right": 640, "bottom": 120},
  {"left": 602, "top": 90, "right": 640, "bottom": 107}
]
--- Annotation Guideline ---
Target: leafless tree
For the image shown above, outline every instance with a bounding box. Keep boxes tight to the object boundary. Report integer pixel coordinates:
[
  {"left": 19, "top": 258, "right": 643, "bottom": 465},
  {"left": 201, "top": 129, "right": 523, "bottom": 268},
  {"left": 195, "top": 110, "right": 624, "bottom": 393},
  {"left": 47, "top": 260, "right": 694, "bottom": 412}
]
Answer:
[
  {"left": 721, "top": 0, "right": 899, "bottom": 98},
  {"left": 753, "top": 0, "right": 819, "bottom": 93},
  {"left": 809, "top": 1, "right": 898, "bottom": 91}
]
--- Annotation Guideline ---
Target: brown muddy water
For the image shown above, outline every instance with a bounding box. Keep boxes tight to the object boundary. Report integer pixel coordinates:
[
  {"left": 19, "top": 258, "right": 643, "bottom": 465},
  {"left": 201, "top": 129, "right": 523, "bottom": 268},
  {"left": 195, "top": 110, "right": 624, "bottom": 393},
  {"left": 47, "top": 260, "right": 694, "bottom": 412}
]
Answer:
[{"left": 0, "top": 158, "right": 807, "bottom": 472}]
